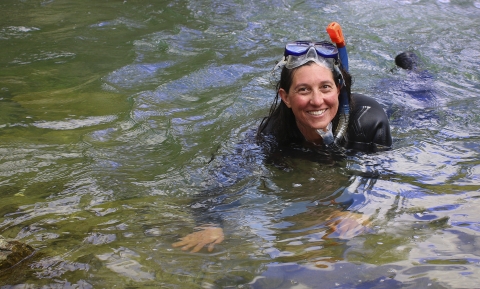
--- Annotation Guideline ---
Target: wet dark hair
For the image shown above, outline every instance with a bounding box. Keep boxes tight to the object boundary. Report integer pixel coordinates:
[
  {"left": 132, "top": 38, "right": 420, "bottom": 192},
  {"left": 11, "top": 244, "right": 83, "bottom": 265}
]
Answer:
[{"left": 257, "top": 61, "right": 353, "bottom": 145}]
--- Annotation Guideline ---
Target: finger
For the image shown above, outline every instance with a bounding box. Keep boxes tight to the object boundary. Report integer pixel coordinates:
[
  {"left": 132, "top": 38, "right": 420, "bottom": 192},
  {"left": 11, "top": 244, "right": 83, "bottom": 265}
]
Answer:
[
  {"left": 191, "top": 242, "right": 206, "bottom": 253},
  {"left": 172, "top": 240, "right": 188, "bottom": 248},
  {"left": 181, "top": 242, "right": 197, "bottom": 251},
  {"left": 213, "top": 235, "right": 224, "bottom": 245},
  {"left": 207, "top": 235, "right": 225, "bottom": 252},
  {"left": 207, "top": 243, "right": 215, "bottom": 252}
]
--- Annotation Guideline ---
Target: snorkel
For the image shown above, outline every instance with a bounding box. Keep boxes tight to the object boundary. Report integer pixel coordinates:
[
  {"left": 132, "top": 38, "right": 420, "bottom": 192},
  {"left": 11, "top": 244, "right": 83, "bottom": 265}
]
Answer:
[
  {"left": 327, "top": 22, "right": 349, "bottom": 71},
  {"left": 317, "top": 22, "right": 350, "bottom": 149}
]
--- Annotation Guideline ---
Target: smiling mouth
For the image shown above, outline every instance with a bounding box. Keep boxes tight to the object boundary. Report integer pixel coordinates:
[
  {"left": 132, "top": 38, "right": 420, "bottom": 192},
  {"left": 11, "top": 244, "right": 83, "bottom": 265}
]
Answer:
[{"left": 308, "top": 109, "right": 327, "bottom": 116}]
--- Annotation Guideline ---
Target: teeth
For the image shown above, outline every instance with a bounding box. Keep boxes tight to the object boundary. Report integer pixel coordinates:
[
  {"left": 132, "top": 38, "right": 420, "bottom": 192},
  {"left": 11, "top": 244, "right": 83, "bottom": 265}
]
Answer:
[{"left": 308, "top": 109, "right": 326, "bottom": 116}]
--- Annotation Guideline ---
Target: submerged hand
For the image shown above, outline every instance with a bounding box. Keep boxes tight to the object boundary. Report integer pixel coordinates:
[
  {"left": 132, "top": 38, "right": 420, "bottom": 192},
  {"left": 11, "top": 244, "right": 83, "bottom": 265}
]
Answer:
[
  {"left": 172, "top": 226, "right": 224, "bottom": 253},
  {"left": 326, "top": 211, "right": 370, "bottom": 239}
]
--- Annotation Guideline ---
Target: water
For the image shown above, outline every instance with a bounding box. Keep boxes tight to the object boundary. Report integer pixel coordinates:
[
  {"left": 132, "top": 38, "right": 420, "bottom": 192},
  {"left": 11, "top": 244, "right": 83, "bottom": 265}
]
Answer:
[{"left": 1, "top": 0, "right": 479, "bottom": 287}]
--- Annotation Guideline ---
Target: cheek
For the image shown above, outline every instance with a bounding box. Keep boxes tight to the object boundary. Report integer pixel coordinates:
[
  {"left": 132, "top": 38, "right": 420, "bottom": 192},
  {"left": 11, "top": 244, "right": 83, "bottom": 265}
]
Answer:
[
  {"left": 325, "top": 92, "right": 340, "bottom": 108},
  {"left": 290, "top": 95, "right": 310, "bottom": 109}
]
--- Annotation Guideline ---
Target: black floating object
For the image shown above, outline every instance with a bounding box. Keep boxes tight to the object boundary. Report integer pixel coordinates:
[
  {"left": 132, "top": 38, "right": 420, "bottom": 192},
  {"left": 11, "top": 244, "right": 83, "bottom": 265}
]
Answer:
[{"left": 395, "top": 51, "right": 419, "bottom": 70}]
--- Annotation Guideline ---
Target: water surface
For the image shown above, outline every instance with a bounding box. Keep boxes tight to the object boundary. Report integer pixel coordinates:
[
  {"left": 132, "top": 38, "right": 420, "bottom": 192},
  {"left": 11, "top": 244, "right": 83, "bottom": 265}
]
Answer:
[{"left": 1, "top": 0, "right": 480, "bottom": 288}]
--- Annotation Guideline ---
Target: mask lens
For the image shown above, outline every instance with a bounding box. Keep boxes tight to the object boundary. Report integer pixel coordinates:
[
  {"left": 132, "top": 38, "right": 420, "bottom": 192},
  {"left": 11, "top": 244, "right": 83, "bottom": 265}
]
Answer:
[
  {"left": 314, "top": 42, "right": 338, "bottom": 58},
  {"left": 285, "top": 42, "right": 310, "bottom": 56},
  {"left": 285, "top": 41, "right": 338, "bottom": 58}
]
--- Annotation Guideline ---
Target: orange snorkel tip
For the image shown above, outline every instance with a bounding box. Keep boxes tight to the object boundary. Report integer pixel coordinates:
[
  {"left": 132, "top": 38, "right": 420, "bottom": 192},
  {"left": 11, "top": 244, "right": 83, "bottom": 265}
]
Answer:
[{"left": 326, "top": 22, "right": 346, "bottom": 48}]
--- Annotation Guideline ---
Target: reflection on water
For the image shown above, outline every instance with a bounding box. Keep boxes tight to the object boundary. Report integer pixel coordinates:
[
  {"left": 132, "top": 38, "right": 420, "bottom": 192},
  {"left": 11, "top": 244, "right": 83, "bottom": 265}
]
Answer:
[{"left": 1, "top": 0, "right": 480, "bottom": 288}]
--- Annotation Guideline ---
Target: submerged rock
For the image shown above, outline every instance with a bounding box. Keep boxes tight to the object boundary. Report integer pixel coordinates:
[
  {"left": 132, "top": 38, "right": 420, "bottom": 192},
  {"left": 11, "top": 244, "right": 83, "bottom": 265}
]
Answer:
[{"left": 0, "top": 235, "right": 35, "bottom": 270}]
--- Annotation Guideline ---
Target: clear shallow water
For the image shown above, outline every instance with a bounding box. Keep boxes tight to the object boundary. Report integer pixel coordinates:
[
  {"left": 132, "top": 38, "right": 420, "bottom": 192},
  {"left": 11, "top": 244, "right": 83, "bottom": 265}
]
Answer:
[{"left": 1, "top": 0, "right": 479, "bottom": 288}]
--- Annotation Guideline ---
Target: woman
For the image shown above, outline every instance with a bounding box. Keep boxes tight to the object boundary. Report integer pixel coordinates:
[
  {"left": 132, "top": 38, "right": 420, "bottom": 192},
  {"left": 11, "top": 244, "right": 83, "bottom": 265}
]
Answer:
[
  {"left": 258, "top": 41, "right": 392, "bottom": 152},
  {"left": 172, "top": 41, "right": 388, "bottom": 253}
]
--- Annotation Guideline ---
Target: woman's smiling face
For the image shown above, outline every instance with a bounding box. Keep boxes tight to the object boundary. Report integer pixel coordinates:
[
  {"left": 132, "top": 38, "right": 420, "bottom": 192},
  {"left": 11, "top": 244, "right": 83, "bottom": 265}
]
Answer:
[{"left": 279, "top": 63, "right": 340, "bottom": 142}]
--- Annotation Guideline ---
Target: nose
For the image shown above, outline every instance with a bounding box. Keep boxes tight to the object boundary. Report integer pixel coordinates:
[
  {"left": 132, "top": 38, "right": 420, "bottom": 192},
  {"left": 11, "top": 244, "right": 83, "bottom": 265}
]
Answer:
[{"left": 310, "top": 89, "right": 324, "bottom": 106}]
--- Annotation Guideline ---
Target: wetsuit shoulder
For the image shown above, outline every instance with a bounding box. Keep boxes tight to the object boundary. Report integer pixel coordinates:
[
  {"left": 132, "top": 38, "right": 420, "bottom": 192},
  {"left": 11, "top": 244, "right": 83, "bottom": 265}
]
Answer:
[{"left": 345, "top": 93, "right": 392, "bottom": 152}]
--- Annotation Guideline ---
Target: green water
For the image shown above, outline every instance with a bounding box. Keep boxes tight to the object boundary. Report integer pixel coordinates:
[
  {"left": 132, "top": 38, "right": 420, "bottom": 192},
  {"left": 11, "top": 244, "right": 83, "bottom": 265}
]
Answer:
[{"left": 1, "top": 0, "right": 480, "bottom": 288}]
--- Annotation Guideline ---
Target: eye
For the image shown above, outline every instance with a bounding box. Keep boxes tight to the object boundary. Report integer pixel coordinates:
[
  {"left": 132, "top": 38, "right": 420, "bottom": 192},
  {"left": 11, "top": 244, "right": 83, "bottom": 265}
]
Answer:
[
  {"left": 320, "top": 84, "right": 334, "bottom": 92},
  {"left": 323, "top": 84, "right": 332, "bottom": 88},
  {"left": 295, "top": 86, "right": 311, "bottom": 95}
]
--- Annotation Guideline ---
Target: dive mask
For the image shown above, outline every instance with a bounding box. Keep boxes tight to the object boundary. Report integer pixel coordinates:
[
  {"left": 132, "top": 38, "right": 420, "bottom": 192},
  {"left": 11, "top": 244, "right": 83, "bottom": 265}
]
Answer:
[{"left": 279, "top": 41, "right": 339, "bottom": 70}]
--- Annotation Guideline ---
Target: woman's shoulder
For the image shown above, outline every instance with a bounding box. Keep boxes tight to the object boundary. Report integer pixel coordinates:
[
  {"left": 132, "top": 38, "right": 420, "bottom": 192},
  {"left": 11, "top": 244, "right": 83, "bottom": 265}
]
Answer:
[
  {"left": 350, "top": 93, "right": 385, "bottom": 110},
  {"left": 345, "top": 93, "right": 392, "bottom": 152}
]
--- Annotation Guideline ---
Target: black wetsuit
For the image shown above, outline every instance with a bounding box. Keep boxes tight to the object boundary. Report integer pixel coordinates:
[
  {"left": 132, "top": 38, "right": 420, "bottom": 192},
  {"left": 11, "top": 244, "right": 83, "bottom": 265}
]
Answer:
[
  {"left": 344, "top": 93, "right": 392, "bottom": 152},
  {"left": 260, "top": 93, "right": 392, "bottom": 153}
]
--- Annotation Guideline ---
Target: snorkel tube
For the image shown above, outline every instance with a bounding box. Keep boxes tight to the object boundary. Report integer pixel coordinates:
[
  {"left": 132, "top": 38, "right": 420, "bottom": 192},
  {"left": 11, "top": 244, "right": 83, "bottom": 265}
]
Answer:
[
  {"left": 317, "top": 22, "right": 350, "bottom": 150},
  {"left": 327, "top": 22, "right": 349, "bottom": 71}
]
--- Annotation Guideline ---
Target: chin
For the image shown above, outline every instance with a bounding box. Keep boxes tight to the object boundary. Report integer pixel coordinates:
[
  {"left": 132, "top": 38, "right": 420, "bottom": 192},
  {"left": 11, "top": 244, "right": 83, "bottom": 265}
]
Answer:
[{"left": 312, "top": 123, "right": 330, "bottom": 131}]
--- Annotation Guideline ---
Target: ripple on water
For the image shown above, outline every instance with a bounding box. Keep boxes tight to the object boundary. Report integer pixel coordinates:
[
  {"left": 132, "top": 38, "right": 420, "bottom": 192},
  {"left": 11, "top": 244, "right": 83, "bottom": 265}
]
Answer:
[
  {"left": 137, "top": 64, "right": 254, "bottom": 102},
  {"left": 96, "top": 247, "right": 155, "bottom": 281},
  {"left": 103, "top": 62, "right": 174, "bottom": 90},
  {"left": 131, "top": 64, "right": 254, "bottom": 127},
  {"left": 136, "top": 26, "right": 211, "bottom": 58},
  {"left": 386, "top": 138, "right": 479, "bottom": 187},
  {"left": 10, "top": 51, "right": 76, "bottom": 65},
  {"left": 84, "top": 232, "right": 117, "bottom": 245},
  {"left": 0, "top": 26, "right": 40, "bottom": 40},
  {"left": 89, "top": 17, "right": 146, "bottom": 30},
  {"left": 31, "top": 256, "right": 90, "bottom": 279},
  {"left": 394, "top": 0, "right": 421, "bottom": 4},
  {"left": 32, "top": 115, "right": 117, "bottom": 130}
]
